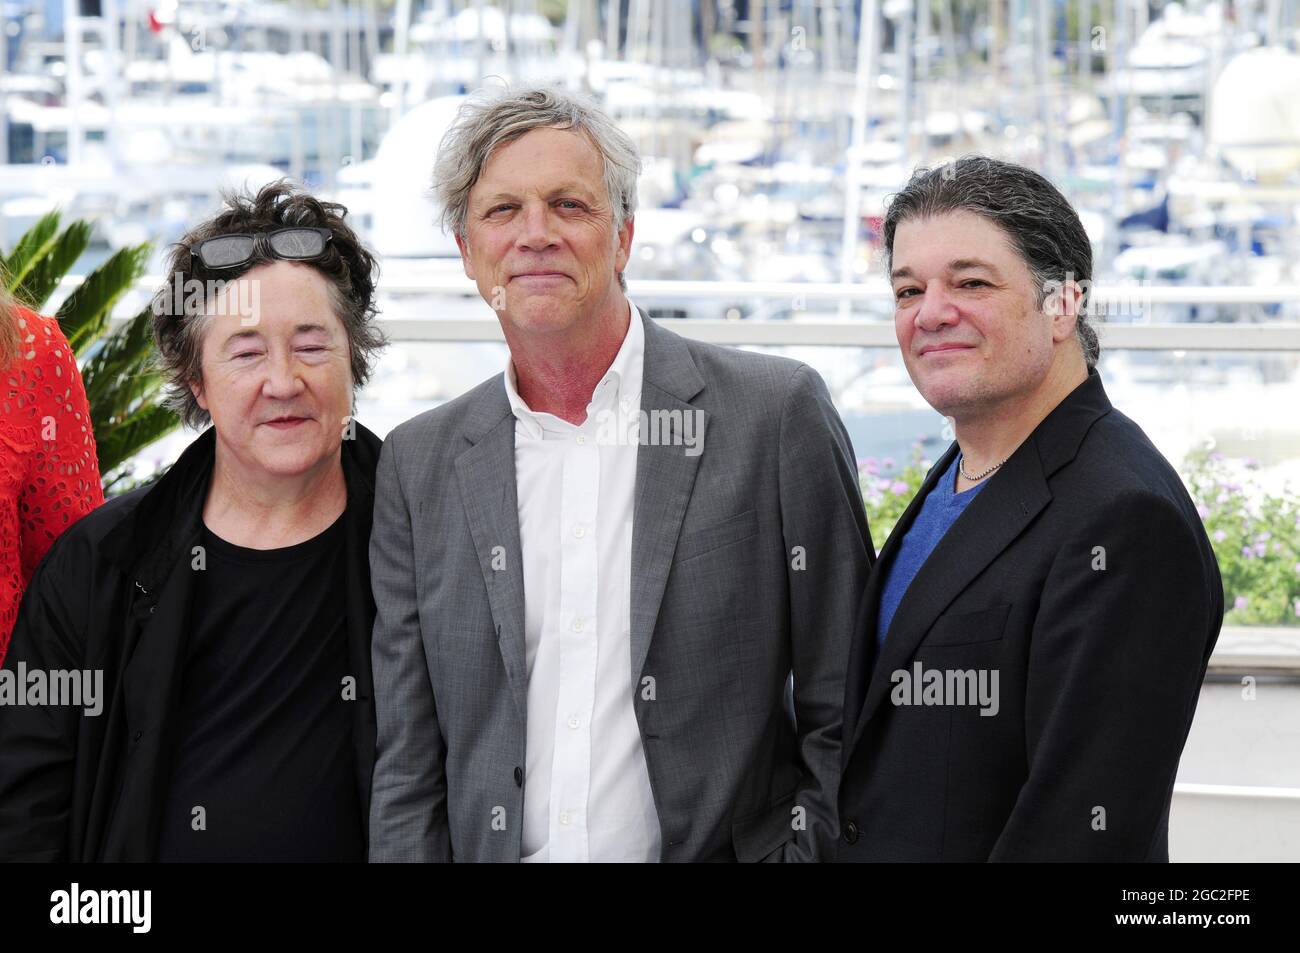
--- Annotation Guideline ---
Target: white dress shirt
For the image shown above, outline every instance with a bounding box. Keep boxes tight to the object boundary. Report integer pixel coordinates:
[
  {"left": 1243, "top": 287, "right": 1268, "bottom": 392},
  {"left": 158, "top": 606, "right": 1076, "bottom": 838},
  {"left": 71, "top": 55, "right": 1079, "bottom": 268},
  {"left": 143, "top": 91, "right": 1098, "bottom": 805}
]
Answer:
[{"left": 507, "top": 298, "right": 661, "bottom": 863}]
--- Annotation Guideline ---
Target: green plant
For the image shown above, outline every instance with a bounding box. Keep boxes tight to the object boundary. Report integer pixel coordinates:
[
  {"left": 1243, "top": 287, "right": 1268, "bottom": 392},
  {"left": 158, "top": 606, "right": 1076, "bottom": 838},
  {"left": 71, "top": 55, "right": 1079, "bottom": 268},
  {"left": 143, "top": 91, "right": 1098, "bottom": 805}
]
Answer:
[
  {"left": 1183, "top": 449, "right": 1300, "bottom": 626},
  {"left": 860, "top": 444, "right": 931, "bottom": 547},
  {"left": 861, "top": 444, "right": 1298, "bottom": 627},
  {"left": 3, "top": 210, "right": 180, "bottom": 492}
]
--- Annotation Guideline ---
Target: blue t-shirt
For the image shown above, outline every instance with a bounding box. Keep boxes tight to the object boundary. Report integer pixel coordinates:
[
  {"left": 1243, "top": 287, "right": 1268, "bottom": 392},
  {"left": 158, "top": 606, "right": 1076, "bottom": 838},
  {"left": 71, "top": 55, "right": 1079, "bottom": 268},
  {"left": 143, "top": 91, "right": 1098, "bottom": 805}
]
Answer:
[{"left": 876, "top": 454, "right": 989, "bottom": 651}]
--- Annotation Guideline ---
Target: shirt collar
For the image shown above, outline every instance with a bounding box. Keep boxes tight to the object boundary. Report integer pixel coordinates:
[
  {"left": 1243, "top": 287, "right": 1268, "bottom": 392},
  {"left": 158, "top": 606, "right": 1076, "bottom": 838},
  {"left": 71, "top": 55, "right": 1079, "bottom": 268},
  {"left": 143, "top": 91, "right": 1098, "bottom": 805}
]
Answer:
[{"left": 503, "top": 296, "right": 644, "bottom": 438}]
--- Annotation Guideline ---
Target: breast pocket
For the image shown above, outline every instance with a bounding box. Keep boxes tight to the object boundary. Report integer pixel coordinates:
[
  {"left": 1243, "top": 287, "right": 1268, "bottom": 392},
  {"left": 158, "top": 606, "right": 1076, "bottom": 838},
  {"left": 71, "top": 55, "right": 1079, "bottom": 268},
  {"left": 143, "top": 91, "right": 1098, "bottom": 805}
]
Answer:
[
  {"left": 922, "top": 603, "right": 1012, "bottom": 647},
  {"left": 673, "top": 508, "right": 760, "bottom": 565}
]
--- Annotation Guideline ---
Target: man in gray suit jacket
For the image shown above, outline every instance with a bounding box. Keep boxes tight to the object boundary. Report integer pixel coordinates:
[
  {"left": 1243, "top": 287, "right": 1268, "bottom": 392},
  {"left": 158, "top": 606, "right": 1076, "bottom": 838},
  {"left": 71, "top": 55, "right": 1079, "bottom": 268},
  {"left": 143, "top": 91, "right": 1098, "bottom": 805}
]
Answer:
[{"left": 368, "top": 83, "right": 873, "bottom": 862}]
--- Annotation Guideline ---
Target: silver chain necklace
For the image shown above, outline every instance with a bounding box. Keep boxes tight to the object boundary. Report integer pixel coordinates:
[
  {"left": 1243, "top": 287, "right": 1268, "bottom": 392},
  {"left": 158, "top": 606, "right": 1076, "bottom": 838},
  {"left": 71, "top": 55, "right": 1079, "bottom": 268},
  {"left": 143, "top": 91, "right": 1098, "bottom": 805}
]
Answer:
[{"left": 958, "top": 453, "right": 1007, "bottom": 482}]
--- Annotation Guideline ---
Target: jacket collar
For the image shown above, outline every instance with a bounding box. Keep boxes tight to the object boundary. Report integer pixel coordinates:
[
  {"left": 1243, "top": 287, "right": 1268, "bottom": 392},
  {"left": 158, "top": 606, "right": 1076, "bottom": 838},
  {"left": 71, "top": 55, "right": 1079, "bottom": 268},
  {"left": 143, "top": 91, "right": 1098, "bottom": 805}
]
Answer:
[
  {"left": 1029, "top": 366, "right": 1113, "bottom": 479},
  {"left": 101, "top": 420, "right": 382, "bottom": 589},
  {"left": 845, "top": 368, "right": 1113, "bottom": 754},
  {"left": 461, "top": 304, "right": 704, "bottom": 443}
]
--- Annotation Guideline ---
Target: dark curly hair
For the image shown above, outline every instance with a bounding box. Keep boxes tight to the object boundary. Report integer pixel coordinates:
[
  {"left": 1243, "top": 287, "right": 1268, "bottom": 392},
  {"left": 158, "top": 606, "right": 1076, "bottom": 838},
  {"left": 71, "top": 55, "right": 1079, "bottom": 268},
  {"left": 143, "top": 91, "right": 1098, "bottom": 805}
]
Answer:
[{"left": 151, "top": 179, "right": 386, "bottom": 429}]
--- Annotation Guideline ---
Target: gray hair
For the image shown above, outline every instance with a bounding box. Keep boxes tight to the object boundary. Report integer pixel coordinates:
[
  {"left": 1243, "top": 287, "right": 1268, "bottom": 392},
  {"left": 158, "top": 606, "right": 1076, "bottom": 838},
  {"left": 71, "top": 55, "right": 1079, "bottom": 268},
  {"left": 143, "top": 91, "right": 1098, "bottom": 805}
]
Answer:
[
  {"left": 882, "top": 155, "right": 1100, "bottom": 369},
  {"left": 433, "top": 83, "right": 641, "bottom": 292}
]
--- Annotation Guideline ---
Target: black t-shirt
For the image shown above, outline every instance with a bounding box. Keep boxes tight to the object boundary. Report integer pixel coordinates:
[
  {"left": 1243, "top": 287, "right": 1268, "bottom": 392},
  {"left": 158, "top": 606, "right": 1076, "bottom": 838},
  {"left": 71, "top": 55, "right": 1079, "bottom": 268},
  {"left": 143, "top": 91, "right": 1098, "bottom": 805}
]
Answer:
[{"left": 154, "top": 512, "right": 363, "bottom": 862}]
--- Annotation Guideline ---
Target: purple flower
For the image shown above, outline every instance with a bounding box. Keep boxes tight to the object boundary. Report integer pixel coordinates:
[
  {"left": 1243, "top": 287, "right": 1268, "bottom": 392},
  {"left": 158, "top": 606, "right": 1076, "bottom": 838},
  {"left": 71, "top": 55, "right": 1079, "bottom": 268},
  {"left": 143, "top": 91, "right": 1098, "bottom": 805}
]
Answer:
[
  {"left": 1241, "top": 546, "right": 1254, "bottom": 559},
  {"left": 1245, "top": 457, "right": 1260, "bottom": 469},
  {"left": 877, "top": 478, "right": 892, "bottom": 491},
  {"left": 1234, "top": 596, "right": 1248, "bottom": 611},
  {"left": 1294, "top": 562, "right": 1300, "bottom": 575},
  {"left": 1216, "top": 492, "right": 1230, "bottom": 504},
  {"left": 1213, "top": 530, "right": 1227, "bottom": 542},
  {"left": 1257, "top": 531, "right": 1272, "bottom": 542},
  {"left": 1295, "top": 599, "right": 1300, "bottom": 618},
  {"left": 863, "top": 458, "right": 880, "bottom": 475},
  {"left": 1209, "top": 452, "right": 1224, "bottom": 463},
  {"left": 890, "top": 480, "right": 908, "bottom": 495},
  {"left": 1196, "top": 504, "right": 1210, "bottom": 519},
  {"left": 1254, "top": 541, "right": 1268, "bottom": 557}
]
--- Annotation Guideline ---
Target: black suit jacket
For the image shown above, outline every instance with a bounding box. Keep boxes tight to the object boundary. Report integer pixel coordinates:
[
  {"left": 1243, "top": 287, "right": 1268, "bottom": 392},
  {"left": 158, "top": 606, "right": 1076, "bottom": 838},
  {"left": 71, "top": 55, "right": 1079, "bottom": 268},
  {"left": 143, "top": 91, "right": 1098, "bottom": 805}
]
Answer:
[{"left": 838, "top": 369, "right": 1223, "bottom": 861}]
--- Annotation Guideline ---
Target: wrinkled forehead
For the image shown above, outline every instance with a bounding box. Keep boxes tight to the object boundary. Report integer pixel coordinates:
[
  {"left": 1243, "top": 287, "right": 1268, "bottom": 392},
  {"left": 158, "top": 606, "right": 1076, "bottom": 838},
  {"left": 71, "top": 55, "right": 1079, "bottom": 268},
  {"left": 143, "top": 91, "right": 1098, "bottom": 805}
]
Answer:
[{"left": 472, "top": 126, "right": 606, "bottom": 198}]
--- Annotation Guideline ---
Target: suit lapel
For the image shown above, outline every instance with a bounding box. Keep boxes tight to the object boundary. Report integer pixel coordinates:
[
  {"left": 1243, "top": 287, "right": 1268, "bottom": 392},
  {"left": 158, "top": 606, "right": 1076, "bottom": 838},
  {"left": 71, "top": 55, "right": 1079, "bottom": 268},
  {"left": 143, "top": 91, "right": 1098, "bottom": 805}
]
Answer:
[
  {"left": 629, "top": 311, "right": 707, "bottom": 684},
  {"left": 843, "top": 443, "right": 957, "bottom": 763},
  {"left": 849, "top": 370, "right": 1115, "bottom": 753},
  {"left": 455, "top": 388, "right": 529, "bottom": 726},
  {"left": 851, "top": 437, "right": 1052, "bottom": 745}
]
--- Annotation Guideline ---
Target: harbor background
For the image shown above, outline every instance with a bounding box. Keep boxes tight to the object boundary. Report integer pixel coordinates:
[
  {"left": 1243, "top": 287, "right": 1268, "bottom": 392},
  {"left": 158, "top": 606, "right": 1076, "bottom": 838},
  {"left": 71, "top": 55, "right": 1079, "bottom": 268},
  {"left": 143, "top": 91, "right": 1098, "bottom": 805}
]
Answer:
[{"left": 4, "top": 0, "right": 1298, "bottom": 860}]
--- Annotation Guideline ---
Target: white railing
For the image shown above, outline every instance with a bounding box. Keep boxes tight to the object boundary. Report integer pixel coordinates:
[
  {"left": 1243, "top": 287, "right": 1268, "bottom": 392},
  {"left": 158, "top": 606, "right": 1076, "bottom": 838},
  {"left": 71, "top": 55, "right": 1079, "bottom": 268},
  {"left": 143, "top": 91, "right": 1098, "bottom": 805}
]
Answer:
[
  {"left": 373, "top": 316, "right": 1300, "bottom": 350},
  {"left": 374, "top": 277, "right": 1300, "bottom": 350},
  {"left": 87, "top": 275, "right": 1300, "bottom": 351}
]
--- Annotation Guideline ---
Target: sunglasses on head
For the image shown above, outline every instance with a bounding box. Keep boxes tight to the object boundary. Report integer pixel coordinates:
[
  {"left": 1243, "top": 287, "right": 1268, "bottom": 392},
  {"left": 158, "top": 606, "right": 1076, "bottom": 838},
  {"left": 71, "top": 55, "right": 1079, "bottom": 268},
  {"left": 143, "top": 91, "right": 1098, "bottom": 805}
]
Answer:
[{"left": 191, "top": 227, "right": 333, "bottom": 270}]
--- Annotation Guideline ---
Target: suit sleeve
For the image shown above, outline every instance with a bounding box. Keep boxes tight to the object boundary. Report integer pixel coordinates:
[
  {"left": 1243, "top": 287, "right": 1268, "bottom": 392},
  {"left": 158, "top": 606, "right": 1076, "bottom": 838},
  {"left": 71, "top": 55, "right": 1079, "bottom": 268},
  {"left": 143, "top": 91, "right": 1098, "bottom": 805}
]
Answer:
[
  {"left": 776, "top": 364, "right": 875, "bottom": 862},
  {"left": 989, "top": 491, "right": 1222, "bottom": 861},
  {"left": 368, "top": 433, "right": 452, "bottom": 862},
  {"left": 0, "top": 536, "right": 87, "bottom": 861}
]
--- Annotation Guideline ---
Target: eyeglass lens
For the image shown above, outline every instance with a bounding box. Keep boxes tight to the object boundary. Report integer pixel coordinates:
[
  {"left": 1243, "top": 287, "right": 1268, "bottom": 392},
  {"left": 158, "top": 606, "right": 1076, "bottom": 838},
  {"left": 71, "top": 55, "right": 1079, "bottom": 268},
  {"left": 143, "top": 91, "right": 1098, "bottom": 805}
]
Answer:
[
  {"left": 198, "top": 235, "right": 256, "bottom": 268},
  {"left": 269, "top": 229, "right": 327, "bottom": 259}
]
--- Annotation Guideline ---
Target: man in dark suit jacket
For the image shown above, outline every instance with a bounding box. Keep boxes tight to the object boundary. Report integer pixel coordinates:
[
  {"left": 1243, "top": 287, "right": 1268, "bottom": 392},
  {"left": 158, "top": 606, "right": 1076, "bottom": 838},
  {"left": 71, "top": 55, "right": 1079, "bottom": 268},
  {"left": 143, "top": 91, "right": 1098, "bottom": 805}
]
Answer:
[{"left": 838, "top": 156, "right": 1224, "bottom": 862}]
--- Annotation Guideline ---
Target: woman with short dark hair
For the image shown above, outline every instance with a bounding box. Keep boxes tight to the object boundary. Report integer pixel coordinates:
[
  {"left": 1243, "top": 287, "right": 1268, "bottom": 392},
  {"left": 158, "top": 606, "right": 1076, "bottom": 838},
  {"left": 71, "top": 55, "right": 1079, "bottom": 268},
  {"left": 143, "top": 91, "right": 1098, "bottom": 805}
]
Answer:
[{"left": 0, "top": 181, "right": 388, "bottom": 862}]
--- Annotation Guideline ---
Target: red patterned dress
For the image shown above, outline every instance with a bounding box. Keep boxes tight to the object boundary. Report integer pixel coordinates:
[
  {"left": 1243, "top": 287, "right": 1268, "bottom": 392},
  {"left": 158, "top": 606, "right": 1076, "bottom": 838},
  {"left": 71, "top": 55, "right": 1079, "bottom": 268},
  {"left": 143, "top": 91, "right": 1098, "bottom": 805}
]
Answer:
[{"left": 0, "top": 307, "right": 104, "bottom": 661}]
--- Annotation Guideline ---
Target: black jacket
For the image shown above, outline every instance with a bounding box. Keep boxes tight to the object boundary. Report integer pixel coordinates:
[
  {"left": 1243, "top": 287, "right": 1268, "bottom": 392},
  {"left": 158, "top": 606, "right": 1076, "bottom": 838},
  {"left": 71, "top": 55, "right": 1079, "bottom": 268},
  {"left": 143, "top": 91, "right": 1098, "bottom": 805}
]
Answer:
[
  {"left": 837, "top": 370, "right": 1224, "bottom": 861},
  {"left": 0, "top": 423, "right": 382, "bottom": 862}
]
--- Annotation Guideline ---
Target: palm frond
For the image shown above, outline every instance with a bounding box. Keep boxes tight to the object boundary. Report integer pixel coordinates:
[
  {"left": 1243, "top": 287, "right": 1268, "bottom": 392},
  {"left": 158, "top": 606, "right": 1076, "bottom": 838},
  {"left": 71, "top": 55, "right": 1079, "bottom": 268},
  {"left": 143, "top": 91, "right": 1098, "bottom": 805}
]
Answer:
[
  {"left": 95, "top": 401, "right": 181, "bottom": 478},
  {"left": 56, "top": 243, "right": 151, "bottom": 354},
  {"left": 81, "top": 305, "right": 159, "bottom": 417},
  {"left": 3, "top": 210, "right": 63, "bottom": 298},
  {"left": 14, "top": 220, "right": 92, "bottom": 311},
  {"left": 82, "top": 306, "right": 181, "bottom": 475}
]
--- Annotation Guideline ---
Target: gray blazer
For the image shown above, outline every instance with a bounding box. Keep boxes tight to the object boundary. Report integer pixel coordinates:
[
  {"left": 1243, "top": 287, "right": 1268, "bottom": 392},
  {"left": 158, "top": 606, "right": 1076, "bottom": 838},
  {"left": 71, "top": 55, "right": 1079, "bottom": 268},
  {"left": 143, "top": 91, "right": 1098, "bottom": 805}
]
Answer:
[{"left": 368, "top": 309, "right": 874, "bottom": 862}]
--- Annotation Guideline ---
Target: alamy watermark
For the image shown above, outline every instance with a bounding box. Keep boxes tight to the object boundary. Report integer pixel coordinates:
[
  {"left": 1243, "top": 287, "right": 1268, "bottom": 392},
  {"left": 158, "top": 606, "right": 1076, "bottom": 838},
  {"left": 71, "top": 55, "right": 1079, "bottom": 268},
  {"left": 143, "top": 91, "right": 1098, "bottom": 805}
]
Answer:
[
  {"left": 0, "top": 663, "right": 103, "bottom": 716},
  {"left": 50, "top": 883, "right": 150, "bottom": 933},
  {"left": 591, "top": 405, "right": 705, "bottom": 457},
  {"left": 1043, "top": 271, "right": 1152, "bottom": 320},
  {"left": 890, "top": 662, "right": 1000, "bottom": 717},
  {"left": 154, "top": 272, "right": 261, "bottom": 325}
]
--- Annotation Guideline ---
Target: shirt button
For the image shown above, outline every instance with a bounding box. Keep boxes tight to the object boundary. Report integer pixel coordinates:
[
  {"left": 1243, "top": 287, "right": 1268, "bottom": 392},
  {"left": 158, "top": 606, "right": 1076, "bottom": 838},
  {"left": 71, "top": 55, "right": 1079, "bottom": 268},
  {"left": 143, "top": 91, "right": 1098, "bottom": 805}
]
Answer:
[
  {"left": 573, "top": 524, "right": 586, "bottom": 538},
  {"left": 572, "top": 618, "right": 585, "bottom": 632},
  {"left": 567, "top": 715, "right": 580, "bottom": 729},
  {"left": 576, "top": 434, "right": 588, "bottom": 446},
  {"left": 514, "top": 766, "right": 523, "bottom": 787},
  {"left": 559, "top": 812, "right": 571, "bottom": 826},
  {"left": 844, "top": 820, "right": 860, "bottom": 845}
]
